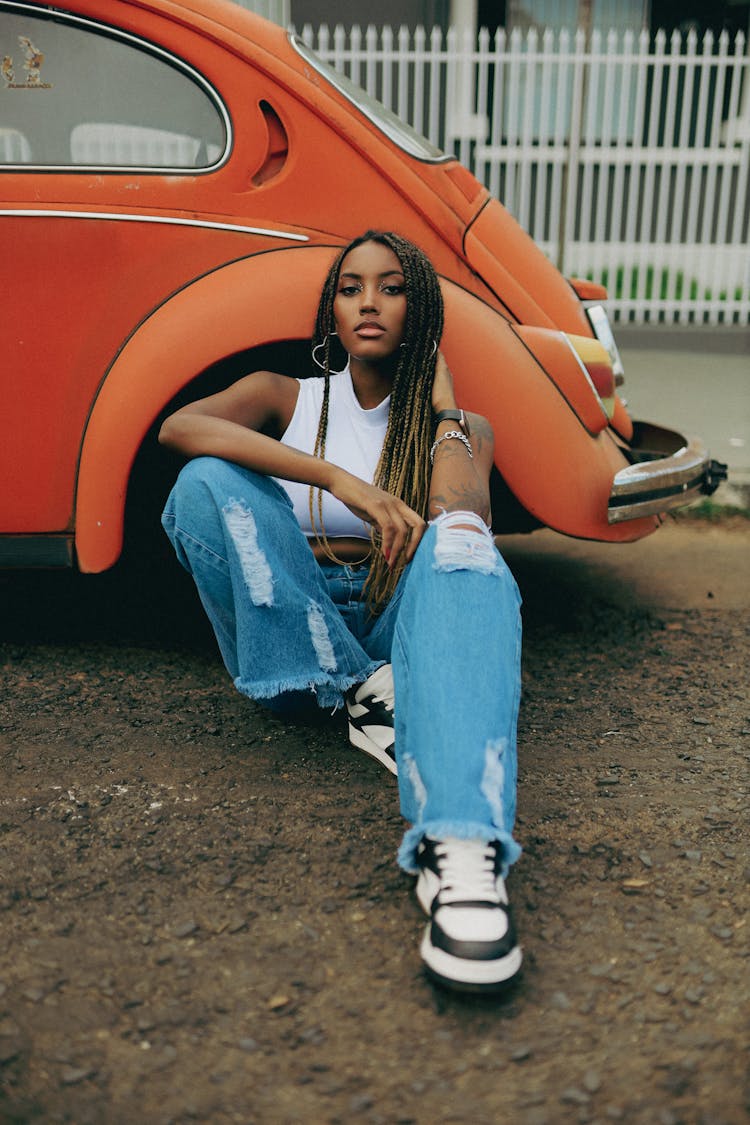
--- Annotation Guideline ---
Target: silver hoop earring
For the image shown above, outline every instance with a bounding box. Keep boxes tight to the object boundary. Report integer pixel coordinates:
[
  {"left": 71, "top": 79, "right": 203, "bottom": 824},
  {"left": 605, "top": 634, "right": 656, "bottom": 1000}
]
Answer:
[{"left": 311, "top": 331, "right": 337, "bottom": 371}]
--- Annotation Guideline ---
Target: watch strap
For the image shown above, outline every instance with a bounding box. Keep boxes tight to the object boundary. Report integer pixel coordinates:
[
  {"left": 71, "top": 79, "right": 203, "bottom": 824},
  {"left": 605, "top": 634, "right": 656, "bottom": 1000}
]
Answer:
[{"left": 434, "top": 408, "right": 470, "bottom": 437}]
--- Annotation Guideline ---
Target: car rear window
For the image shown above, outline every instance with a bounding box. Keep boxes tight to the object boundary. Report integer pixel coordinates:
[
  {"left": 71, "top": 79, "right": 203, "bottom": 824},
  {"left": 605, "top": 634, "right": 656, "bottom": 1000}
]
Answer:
[
  {"left": 291, "top": 35, "right": 449, "bottom": 164},
  {"left": 0, "top": 5, "right": 229, "bottom": 171}
]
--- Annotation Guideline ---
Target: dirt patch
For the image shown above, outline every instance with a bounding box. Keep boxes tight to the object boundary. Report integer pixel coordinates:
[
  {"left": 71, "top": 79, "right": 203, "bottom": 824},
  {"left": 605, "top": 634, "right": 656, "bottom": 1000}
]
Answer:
[{"left": 0, "top": 521, "right": 748, "bottom": 1124}]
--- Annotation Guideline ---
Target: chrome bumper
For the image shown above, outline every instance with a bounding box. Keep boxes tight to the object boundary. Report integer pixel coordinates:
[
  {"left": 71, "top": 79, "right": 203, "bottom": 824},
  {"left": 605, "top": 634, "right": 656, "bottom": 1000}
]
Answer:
[{"left": 608, "top": 421, "right": 728, "bottom": 523}]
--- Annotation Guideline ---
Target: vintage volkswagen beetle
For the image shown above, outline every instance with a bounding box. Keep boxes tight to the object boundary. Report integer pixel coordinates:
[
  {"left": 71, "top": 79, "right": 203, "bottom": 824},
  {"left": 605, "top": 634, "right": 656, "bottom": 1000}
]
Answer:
[{"left": 0, "top": 0, "right": 725, "bottom": 571}]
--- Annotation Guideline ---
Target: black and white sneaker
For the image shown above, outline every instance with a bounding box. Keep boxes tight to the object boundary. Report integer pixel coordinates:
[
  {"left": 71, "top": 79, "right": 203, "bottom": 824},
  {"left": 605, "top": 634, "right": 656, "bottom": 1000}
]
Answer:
[
  {"left": 345, "top": 664, "right": 397, "bottom": 776},
  {"left": 416, "top": 836, "right": 522, "bottom": 993}
]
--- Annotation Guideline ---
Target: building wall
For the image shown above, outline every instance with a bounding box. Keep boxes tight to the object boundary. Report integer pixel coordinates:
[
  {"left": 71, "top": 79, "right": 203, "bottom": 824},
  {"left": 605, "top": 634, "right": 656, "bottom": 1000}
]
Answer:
[
  {"left": 233, "top": 0, "right": 749, "bottom": 34},
  {"left": 289, "top": 0, "right": 449, "bottom": 31}
]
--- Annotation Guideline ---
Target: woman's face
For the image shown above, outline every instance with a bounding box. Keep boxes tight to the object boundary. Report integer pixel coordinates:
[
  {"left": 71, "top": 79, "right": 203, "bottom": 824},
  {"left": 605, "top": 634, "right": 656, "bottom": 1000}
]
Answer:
[{"left": 333, "top": 240, "right": 408, "bottom": 365}]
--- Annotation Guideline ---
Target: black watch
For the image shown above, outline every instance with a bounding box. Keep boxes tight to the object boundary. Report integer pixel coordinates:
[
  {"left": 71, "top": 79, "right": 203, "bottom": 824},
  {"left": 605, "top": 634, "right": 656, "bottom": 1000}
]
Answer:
[{"left": 434, "top": 408, "right": 470, "bottom": 437}]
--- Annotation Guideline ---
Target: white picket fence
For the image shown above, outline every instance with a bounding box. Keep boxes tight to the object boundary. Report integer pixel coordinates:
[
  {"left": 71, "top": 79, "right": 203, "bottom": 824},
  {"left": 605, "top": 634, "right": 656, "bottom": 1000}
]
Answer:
[{"left": 298, "top": 24, "right": 750, "bottom": 325}]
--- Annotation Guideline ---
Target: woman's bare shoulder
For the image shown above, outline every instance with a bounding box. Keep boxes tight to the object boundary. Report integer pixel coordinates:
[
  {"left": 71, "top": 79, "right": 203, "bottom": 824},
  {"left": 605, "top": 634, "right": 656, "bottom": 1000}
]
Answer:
[
  {"left": 230, "top": 369, "right": 301, "bottom": 432},
  {"left": 173, "top": 369, "right": 300, "bottom": 434}
]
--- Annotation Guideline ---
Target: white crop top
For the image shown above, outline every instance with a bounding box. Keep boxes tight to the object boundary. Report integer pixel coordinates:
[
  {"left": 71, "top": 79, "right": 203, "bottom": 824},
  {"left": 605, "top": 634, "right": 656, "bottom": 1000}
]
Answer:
[{"left": 274, "top": 366, "right": 390, "bottom": 539}]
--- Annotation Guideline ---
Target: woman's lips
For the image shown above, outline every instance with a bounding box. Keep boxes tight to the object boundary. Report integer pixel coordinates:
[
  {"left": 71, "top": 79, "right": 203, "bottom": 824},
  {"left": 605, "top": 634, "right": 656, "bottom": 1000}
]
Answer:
[{"left": 355, "top": 324, "right": 386, "bottom": 337}]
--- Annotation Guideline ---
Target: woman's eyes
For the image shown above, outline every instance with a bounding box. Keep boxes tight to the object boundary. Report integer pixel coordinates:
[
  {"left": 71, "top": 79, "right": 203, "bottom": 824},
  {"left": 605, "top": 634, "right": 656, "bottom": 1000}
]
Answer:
[{"left": 337, "top": 284, "right": 405, "bottom": 296}]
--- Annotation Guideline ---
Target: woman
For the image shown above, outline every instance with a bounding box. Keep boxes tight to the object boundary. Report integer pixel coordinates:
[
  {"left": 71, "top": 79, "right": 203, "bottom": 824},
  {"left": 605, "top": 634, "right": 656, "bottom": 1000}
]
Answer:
[{"left": 159, "top": 231, "right": 523, "bottom": 993}]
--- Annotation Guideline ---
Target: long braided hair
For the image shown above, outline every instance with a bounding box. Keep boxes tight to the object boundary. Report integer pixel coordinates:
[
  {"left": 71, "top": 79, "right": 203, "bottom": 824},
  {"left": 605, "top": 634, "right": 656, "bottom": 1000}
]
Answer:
[{"left": 309, "top": 230, "right": 444, "bottom": 615}]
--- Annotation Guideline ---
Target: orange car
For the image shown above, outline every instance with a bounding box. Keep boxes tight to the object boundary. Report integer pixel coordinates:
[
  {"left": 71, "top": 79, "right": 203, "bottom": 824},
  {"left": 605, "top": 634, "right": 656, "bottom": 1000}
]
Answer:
[{"left": 0, "top": 0, "right": 725, "bottom": 571}]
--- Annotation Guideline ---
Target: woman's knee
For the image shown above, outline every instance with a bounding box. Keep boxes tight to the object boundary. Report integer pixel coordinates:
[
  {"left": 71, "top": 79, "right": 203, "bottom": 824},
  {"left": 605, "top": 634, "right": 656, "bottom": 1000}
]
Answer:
[
  {"left": 172, "top": 456, "right": 247, "bottom": 501},
  {"left": 169, "top": 458, "right": 290, "bottom": 520}
]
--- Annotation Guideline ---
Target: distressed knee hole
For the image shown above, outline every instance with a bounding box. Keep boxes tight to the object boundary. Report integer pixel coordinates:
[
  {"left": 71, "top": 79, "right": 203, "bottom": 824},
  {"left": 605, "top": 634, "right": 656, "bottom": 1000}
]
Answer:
[
  {"left": 306, "top": 601, "right": 338, "bottom": 672},
  {"left": 222, "top": 499, "right": 274, "bottom": 607},
  {"left": 432, "top": 511, "right": 502, "bottom": 575}
]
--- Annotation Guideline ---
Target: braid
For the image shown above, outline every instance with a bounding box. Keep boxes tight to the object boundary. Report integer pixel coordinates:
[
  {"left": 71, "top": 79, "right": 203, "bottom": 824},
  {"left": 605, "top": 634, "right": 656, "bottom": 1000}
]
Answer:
[{"left": 309, "top": 231, "right": 444, "bottom": 614}]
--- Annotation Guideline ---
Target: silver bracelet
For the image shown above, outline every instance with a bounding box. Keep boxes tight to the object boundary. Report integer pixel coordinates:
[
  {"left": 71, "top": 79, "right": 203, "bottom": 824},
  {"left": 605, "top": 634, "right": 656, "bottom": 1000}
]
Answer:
[{"left": 429, "top": 429, "right": 474, "bottom": 465}]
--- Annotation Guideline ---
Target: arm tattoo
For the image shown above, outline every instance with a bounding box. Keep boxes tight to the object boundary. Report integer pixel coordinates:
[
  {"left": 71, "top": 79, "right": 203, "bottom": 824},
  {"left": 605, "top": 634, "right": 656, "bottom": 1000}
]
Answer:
[
  {"left": 428, "top": 484, "right": 490, "bottom": 521},
  {"left": 468, "top": 414, "right": 493, "bottom": 457},
  {"left": 428, "top": 414, "right": 493, "bottom": 521}
]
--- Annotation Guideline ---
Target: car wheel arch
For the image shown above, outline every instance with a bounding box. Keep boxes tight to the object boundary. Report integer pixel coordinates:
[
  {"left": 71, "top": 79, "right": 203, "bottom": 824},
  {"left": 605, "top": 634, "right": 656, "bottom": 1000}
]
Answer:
[{"left": 74, "top": 245, "right": 340, "bottom": 572}]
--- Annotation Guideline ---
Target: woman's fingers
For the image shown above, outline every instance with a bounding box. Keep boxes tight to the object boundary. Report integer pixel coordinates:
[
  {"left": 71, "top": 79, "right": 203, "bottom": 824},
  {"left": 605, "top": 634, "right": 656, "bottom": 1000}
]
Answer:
[
  {"left": 331, "top": 472, "right": 425, "bottom": 567},
  {"left": 379, "top": 502, "right": 426, "bottom": 567}
]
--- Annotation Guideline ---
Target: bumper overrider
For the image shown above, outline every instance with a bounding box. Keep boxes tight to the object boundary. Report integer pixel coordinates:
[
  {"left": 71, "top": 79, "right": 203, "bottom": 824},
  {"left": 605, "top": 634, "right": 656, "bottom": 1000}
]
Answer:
[{"left": 608, "top": 421, "right": 728, "bottom": 524}]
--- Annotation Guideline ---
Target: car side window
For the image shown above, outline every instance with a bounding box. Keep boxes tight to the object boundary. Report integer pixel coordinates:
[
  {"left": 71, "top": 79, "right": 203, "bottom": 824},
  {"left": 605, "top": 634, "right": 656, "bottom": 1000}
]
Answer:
[{"left": 0, "top": 8, "right": 228, "bottom": 170}]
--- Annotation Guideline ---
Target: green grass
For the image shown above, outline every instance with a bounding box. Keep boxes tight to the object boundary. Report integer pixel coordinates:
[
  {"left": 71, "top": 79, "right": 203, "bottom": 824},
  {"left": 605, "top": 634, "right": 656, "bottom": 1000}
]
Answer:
[
  {"left": 672, "top": 497, "right": 750, "bottom": 522},
  {"left": 587, "top": 267, "right": 744, "bottom": 303}
]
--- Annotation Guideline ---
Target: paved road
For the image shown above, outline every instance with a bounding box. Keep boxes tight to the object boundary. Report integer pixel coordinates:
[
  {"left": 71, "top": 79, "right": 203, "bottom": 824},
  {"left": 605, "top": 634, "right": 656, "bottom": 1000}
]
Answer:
[{"left": 617, "top": 326, "right": 749, "bottom": 505}]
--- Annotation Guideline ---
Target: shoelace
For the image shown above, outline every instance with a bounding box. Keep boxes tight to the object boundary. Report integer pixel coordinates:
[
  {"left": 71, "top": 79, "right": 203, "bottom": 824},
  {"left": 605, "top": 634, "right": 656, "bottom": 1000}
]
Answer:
[{"left": 433, "top": 839, "right": 502, "bottom": 906}]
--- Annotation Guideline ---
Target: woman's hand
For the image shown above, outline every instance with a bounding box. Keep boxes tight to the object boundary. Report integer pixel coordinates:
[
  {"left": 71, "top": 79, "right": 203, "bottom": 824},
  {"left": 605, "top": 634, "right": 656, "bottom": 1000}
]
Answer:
[
  {"left": 328, "top": 469, "right": 426, "bottom": 567},
  {"left": 431, "top": 352, "right": 458, "bottom": 413}
]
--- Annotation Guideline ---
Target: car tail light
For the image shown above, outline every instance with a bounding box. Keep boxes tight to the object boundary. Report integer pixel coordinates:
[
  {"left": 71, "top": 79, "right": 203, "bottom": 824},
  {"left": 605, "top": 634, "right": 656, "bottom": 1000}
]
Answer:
[{"left": 565, "top": 334, "right": 616, "bottom": 419}]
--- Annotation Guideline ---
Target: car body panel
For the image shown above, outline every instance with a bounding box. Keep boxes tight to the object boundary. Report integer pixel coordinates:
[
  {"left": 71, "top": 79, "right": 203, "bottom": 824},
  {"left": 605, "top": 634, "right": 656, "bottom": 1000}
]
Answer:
[{"left": 2, "top": 211, "right": 308, "bottom": 529}]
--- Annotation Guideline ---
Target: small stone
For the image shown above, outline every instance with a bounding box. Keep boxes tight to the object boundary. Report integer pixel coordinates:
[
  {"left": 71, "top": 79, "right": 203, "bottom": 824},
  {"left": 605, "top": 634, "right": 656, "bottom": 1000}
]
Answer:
[
  {"left": 349, "top": 1094, "right": 373, "bottom": 1113},
  {"left": 560, "top": 1087, "right": 590, "bottom": 1105},
  {"left": 172, "top": 920, "right": 198, "bottom": 939},
  {"left": 684, "top": 989, "right": 702, "bottom": 1004},
  {"left": 683, "top": 850, "right": 702, "bottom": 862},
  {"left": 653, "top": 983, "right": 672, "bottom": 995},
  {"left": 711, "top": 926, "right": 733, "bottom": 941},
  {"left": 61, "top": 1066, "right": 96, "bottom": 1086},
  {"left": 550, "top": 991, "right": 571, "bottom": 1010},
  {"left": 583, "top": 1069, "right": 601, "bottom": 1093},
  {"left": 238, "top": 1038, "right": 259, "bottom": 1052},
  {"left": 622, "top": 878, "right": 649, "bottom": 893},
  {"left": 510, "top": 1044, "right": 532, "bottom": 1062},
  {"left": 638, "top": 851, "right": 653, "bottom": 868},
  {"left": 691, "top": 717, "right": 710, "bottom": 725},
  {"left": 267, "top": 994, "right": 291, "bottom": 1010}
]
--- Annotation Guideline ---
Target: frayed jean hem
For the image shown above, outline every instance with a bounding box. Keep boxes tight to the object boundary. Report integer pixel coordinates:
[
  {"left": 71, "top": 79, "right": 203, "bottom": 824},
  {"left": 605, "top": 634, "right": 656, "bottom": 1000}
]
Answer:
[
  {"left": 397, "top": 821, "right": 522, "bottom": 877},
  {"left": 234, "top": 660, "right": 383, "bottom": 712}
]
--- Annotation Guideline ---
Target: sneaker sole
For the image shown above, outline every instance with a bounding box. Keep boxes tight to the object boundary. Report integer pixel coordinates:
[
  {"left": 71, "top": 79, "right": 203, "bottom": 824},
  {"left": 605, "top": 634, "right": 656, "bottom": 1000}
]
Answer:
[
  {"left": 420, "top": 928, "right": 523, "bottom": 993},
  {"left": 348, "top": 722, "right": 397, "bottom": 776}
]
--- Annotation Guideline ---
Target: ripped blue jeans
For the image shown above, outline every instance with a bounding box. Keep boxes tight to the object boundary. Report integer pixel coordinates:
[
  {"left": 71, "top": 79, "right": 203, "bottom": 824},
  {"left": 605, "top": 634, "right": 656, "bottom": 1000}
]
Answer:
[{"left": 161, "top": 457, "right": 522, "bottom": 875}]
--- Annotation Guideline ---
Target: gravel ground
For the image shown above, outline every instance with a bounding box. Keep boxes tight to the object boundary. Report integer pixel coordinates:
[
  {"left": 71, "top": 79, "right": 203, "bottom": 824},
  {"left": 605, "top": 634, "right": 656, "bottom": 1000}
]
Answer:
[{"left": 0, "top": 519, "right": 748, "bottom": 1125}]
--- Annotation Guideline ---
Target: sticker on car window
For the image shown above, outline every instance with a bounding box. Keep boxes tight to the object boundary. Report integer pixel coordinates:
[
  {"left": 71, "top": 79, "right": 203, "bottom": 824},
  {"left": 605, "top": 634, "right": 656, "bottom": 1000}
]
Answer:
[{"left": 2, "top": 35, "right": 52, "bottom": 89}]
